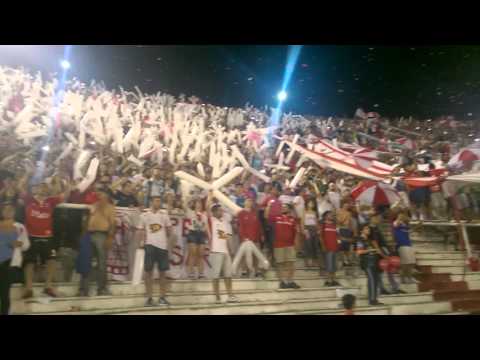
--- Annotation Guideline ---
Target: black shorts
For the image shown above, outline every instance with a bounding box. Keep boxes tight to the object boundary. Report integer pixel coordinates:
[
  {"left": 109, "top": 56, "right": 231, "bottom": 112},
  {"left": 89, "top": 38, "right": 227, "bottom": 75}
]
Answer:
[
  {"left": 409, "top": 188, "right": 428, "bottom": 206},
  {"left": 144, "top": 245, "right": 170, "bottom": 272},
  {"left": 187, "top": 231, "right": 206, "bottom": 245},
  {"left": 24, "top": 237, "right": 57, "bottom": 266}
]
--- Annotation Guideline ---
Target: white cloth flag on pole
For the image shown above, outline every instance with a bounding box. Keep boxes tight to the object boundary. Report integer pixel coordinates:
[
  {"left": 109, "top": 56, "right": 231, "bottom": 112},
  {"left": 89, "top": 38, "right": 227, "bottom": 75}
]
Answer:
[{"left": 131, "top": 249, "right": 145, "bottom": 286}]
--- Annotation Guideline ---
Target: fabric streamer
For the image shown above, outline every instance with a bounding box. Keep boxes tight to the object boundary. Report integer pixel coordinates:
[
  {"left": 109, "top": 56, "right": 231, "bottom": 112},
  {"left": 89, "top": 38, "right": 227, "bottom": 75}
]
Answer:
[
  {"left": 74, "top": 150, "right": 93, "bottom": 181},
  {"left": 127, "top": 154, "right": 144, "bottom": 167},
  {"left": 285, "top": 134, "right": 299, "bottom": 164},
  {"left": 197, "top": 162, "right": 206, "bottom": 179},
  {"left": 232, "top": 240, "right": 270, "bottom": 274},
  {"left": 289, "top": 167, "right": 306, "bottom": 189},
  {"left": 174, "top": 171, "right": 212, "bottom": 190},
  {"left": 212, "top": 190, "right": 242, "bottom": 215},
  {"left": 54, "top": 142, "right": 74, "bottom": 165},
  {"left": 212, "top": 167, "right": 244, "bottom": 189},
  {"left": 77, "top": 157, "right": 100, "bottom": 193},
  {"left": 131, "top": 248, "right": 145, "bottom": 286},
  {"left": 275, "top": 140, "right": 286, "bottom": 158},
  {"left": 232, "top": 145, "right": 271, "bottom": 183}
]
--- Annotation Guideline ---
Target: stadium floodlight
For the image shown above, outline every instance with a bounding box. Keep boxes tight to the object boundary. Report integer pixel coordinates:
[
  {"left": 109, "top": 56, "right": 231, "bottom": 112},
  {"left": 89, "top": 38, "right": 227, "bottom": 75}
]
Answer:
[
  {"left": 60, "top": 59, "right": 71, "bottom": 70},
  {"left": 277, "top": 90, "right": 287, "bottom": 102}
]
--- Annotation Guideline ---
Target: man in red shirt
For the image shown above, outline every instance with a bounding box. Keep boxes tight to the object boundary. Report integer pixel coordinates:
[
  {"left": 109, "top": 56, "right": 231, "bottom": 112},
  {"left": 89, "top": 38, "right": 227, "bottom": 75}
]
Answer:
[
  {"left": 237, "top": 197, "right": 264, "bottom": 277},
  {"left": 264, "top": 182, "right": 283, "bottom": 265},
  {"left": 22, "top": 181, "right": 69, "bottom": 299},
  {"left": 273, "top": 203, "right": 300, "bottom": 289}
]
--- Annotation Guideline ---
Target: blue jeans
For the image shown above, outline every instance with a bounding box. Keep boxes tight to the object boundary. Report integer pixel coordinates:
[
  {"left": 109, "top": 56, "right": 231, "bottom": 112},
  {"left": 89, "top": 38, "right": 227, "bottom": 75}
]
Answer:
[
  {"left": 365, "top": 266, "right": 381, "bottom": 303},
  {"left": 79, "top": 232, "right": 108, "bottom": 293}
]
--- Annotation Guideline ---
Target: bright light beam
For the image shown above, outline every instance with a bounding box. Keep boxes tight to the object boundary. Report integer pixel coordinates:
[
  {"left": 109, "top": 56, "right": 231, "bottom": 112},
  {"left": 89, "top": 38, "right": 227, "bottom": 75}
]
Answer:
[
  {"left": 267, "top": 45, "right": 303, "bottom": 144},
  {"left": 35, "top": 45, "right": 73, "bottom": 182}
]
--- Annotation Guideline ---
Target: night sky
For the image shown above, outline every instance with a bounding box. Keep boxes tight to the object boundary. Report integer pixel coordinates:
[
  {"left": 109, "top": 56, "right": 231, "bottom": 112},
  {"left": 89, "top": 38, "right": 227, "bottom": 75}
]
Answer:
[{"left": 1, "top": 45, "right": 479, "bottom": 118}]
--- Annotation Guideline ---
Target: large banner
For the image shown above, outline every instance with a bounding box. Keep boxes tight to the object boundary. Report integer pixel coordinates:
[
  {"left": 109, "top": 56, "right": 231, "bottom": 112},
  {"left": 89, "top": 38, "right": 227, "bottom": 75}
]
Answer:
[{"left": 107, "top": 207, "right": 217, "bottom": 281}]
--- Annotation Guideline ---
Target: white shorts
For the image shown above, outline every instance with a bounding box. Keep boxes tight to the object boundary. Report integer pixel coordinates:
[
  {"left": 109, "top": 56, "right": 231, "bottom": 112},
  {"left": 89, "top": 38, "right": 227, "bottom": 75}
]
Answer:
[
  {"left": 398, "top": 246, "right": 416, "bottom": 265},
  {"left": 431, "top": 192, "right": 446, "bottom": 209},
  {"left": 210, "top": 252, "right": 233, "bottom": 279}
]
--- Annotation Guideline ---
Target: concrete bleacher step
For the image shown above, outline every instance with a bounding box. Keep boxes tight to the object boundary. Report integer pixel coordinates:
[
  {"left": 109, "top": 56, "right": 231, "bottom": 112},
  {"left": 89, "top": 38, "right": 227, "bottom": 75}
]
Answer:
[
  {"left": 12, "top": 278, "right": 425, "bottom": 314},
  {"left": 12, "top": 273, "right": 420, "bottom": 303},
  {"left": 428, "top": 266, "right": 470, "bottom": 275},
  {"left": 417, "top": 259, "right": 467, "bottom": 267},
  {"left": 451, "top": 272, "right": 480, "bottom": 282},
  {"left": 415, "top": 252, "right": 466, "bottom": 260},
  {"left": 13, "top": 287, "right": 346, "bottom": 314},
  {"left": 270, "top": 306, "right": 391, "bottom": 315},
  {"left": 465, "top": 280, "right": 480, "bottom": 290},
  {"left": 274, "top": 301, "right": 453, "bottom": 315},
  {"left": 25, "top": 291, "right": 437, "bottom": 315}
]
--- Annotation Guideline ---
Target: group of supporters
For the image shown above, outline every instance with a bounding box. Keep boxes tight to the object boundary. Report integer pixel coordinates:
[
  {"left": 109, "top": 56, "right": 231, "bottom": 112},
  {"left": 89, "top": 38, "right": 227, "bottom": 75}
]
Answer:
[{"left": 0, "top": 159, "right": 423, "bottom": 314}]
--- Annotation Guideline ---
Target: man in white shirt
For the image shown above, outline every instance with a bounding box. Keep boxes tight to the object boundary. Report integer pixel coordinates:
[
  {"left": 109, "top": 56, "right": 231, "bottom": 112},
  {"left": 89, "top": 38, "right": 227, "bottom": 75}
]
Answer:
[
  {"left": 207, "top": 193, "right": 239, "bottom": 304},
  {"left": 279, "top": 187, "right": 295, "bottom": 206},
  {"left": 317, "top": 192, "right": 333, "bottom": 218},
  {"left": 327, "top": 183, "right": 341, "bottom": 210},
  {"left": 138, "top": 196, "right": 173, "bottom": 306}
]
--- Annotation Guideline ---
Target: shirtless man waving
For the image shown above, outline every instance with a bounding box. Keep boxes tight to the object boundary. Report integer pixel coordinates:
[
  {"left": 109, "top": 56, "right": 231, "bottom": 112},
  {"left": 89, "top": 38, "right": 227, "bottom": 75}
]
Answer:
[{"left": 79, "top": 189, "right": 116, "bottom": 296}]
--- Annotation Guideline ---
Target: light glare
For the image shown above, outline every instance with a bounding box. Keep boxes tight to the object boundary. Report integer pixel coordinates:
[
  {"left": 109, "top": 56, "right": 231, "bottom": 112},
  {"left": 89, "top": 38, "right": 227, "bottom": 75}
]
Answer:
[
  {"left": 277, "top": 91, "right": 287, "bottom": 102},
  {"left": 60, "top": 60, "right": 71, "bottom": 70}
]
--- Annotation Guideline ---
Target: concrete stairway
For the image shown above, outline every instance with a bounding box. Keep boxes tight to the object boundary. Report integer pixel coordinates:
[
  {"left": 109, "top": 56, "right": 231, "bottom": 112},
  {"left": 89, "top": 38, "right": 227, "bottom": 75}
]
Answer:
[{"left": 10, "top": 223, "right": 479, "bottom": 315}]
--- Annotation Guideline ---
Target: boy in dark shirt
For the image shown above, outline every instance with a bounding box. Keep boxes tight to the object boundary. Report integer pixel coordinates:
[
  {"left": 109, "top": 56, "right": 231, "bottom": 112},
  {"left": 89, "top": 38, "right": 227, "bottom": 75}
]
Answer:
[{"left": 114, "top": 181, "right": 139, "bottom": 208}]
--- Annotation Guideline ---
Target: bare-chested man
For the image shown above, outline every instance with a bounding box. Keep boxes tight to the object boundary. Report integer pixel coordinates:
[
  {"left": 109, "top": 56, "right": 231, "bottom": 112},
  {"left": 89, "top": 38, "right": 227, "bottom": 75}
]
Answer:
[{"left": 78, "top": 189, "right": 116, "bottom": 297}]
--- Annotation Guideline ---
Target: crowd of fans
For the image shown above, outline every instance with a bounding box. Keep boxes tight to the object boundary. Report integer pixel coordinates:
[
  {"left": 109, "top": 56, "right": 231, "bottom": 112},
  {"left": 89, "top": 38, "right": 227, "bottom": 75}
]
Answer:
[{"left": 2, "top": 66, "right": 480, "bottom": 315}]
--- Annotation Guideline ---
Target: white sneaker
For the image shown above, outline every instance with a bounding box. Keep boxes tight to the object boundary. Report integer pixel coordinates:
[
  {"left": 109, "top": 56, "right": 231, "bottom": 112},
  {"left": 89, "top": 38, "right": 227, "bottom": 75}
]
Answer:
[
  {"left": 227, "top": 295, "right": 239, "bottom": 303},
  {"left": 419, "top": 213, "right": 425, "bottom": 221},
  {"left": 411, "top": 214, "right": 418, "bottom": 221}
]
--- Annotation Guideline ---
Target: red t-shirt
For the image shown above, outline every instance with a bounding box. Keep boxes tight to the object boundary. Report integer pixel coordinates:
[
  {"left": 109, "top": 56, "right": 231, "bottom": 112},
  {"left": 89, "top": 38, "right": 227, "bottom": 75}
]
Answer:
[
  {"left": 273, "top": 215, "right": 297, "bottom": 248},
  {"left": 321, "top": 222, "right": 338, "bottom": 252},
  {"left": 237, "top": 210, "right": 262, "bottom": 243},
  {"left": 24, "top": 195, "right": 63, "bottom": 238}
]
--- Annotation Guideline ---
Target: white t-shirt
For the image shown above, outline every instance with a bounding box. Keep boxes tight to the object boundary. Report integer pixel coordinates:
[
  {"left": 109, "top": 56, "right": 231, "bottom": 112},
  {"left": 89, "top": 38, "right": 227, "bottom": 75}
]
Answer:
[
  {"left": 139, "top": 210, "right": 172, "bottom": 250},
  {"left": 317, "top": 197, "right": 333, "bottom": 217},
  {"left": 293, "top": 195, "right": 305, "bottom": 219},
  {"left": 185, "top": 209, "right": 208, "bottom": 232},
  {"left": 209, "top": 215, "right": 233, "bottom": 254},
  {"left": 327, "top": 191, "right": 341, "bottom": 210},
  {"left": 279, "top": 194, "right": 295, "bottom": 205}
]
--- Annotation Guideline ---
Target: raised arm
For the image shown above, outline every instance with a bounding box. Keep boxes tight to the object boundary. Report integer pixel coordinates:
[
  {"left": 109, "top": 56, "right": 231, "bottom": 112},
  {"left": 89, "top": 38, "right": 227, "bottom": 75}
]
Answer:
[{"left": 206, "top": 190, "right": 214, "bottom": 217}]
